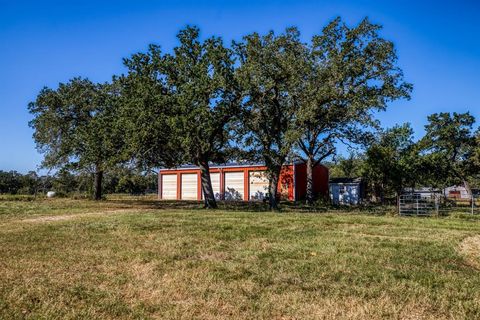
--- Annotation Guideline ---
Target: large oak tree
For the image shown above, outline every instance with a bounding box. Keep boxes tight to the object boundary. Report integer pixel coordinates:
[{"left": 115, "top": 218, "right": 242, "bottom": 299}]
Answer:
[
  {"left": 120, "top": 26, "right": 239, "bottom": 208},
  {"left": 29, "top": 78, "right": 122, "bottom": 200},
  {"left": 295, "top": 17, "right": 412, "bottom": 204},
  {"left": 234, "top": 27, "right": 306, "bottom": 210}
]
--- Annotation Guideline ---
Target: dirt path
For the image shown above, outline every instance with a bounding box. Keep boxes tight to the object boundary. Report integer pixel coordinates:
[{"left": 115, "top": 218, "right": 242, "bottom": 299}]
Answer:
[{"left": 21, "top": 208, "right": 148, "bottom": 224}]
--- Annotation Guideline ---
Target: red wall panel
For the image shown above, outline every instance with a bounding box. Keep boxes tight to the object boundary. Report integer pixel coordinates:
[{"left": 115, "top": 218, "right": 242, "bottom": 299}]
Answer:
[
  {"left": 294, "top": 163, "right": 329, "bottom": 200},
  {"left": 278, "top": 165, "right": 294, "bottom": 201}
]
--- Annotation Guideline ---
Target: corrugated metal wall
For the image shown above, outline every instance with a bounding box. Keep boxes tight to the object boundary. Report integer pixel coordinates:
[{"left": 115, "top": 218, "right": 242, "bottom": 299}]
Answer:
[
  {"left": 330, "top": 184, "right": 360, "bottom": 205},
  {"left": 181, "top": 173, "right": 198, "bottom": 200},
  {"left": 159, "top": 163, "right": 328, "bottom": 201}
]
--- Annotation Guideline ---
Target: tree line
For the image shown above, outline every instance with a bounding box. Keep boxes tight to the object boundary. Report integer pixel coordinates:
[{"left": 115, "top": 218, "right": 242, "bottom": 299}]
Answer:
[
  {"left": 28, "top": 17, "right": 417, "bottom": 210},
  {"left": 0, "top": 169, "right": 157, "bottom": 197},
  {"left": 330, "top": 112, "right": 480, "bottom": 203}
]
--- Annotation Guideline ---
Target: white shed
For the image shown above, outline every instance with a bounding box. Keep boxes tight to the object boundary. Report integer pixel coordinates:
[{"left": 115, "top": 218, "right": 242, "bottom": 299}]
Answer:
[
  {"left": 329, "top": 178, "right": 364, "bottom": 205},
  {"left": 444, "top": 185, "right": 471, "bottom": 200}
]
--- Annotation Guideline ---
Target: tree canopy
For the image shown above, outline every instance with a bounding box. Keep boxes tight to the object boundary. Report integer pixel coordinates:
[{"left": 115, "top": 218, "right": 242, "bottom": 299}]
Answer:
[
  {"left": 234, "top": 27, "right": 306, "bottom": 210},
  {"left": 294, "top": 17, "right": 412, "bottom": 204},
  {"left": 420, "top": 112, "right": 477, "bottom": 191},
  {"left": 27, "top": 20, "right": 480, "bottom": 209},
  {"left": 119, "top": 26, "right": 239, "bottom": 208},
  {"left": 28, "top": 78, "right": 122, "bottom": 199},
  {"left": 363, "top": 124, "right": 420, "bottom": 202}
]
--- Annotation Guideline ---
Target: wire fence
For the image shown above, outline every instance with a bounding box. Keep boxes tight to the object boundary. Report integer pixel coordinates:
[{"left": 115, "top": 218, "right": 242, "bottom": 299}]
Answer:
[{"left": 399, "top": 193, "right": 480, "bottom": 216}]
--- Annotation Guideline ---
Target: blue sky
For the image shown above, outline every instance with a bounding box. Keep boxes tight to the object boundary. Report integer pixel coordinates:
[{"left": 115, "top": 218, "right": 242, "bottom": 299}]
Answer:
[{"left": 1, "top": 0, "right": 479, "bottom": 173}]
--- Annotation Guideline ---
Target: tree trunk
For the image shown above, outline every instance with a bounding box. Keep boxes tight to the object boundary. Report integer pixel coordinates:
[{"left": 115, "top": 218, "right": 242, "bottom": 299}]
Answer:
[
  {"left": 396, "top": 189, "right": 401, "bottom": 214},
  {"left": 198, "top": 160, "right": 217, "bottom": 209},
  {"left": 268, "top": 166, "right": 282, "bottom": 211},
  {"left": 463, "top": 179, "right": 473, "bottom": 205},
  {"left": 94, "top": 168, "right": 103, "bottom": 201},
  {"left": 305, "top": 156, "right": 315, "bottom": 205},
  {"left": 380, "top": 183, "right": 385, "bottom": 205}
]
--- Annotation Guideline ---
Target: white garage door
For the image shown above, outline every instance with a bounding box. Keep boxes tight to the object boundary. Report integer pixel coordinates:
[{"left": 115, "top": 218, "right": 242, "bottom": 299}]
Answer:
[
  {"left": 224, "top": 171, "right": 244, "bottom": 200},
  {"left": 161, "top": 174, "right": 177, "bottom": 200},
  {"left": 202, "top": 172, "right": 221, "bottom": 200},
  {"left": 249, "top": 171, "right": 269, "bottom": 200},
  {"left": 181, "top": 173, "right": 198, "bottom": 200},
  {"left": 211, "top": 173, "right": 221, "bottom": 199}
]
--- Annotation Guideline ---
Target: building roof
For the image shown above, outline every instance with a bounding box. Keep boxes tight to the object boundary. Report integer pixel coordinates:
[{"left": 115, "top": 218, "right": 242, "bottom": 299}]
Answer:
[
  {"left": 329, "top": 177, "right": 363, "bottom": 184},
  {"left": 403, "top": 187, "right": 441, "bottom": 193},
  {"left": 159, "top": 162, "right": 265, "bottom": 171},
  {"left": 159, "top": 160, "right": 326, "bottom": 171}
]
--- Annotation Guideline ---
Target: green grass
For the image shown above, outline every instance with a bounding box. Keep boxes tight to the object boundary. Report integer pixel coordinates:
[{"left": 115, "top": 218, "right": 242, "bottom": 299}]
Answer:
[{"left": 1, "top": 198, "right": 480, "bottom": 319}]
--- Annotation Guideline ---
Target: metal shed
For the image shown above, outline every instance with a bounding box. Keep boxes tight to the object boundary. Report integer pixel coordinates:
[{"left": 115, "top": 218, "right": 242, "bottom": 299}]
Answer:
[
  {"left": 158, "top": 162, "right": 329, "bottom": 201},
  {"left": 443, "top": 185, "right": 471, "bottom": 200},
  {"left": 329, "top": 177, "right": 364, "bottom": 205}
]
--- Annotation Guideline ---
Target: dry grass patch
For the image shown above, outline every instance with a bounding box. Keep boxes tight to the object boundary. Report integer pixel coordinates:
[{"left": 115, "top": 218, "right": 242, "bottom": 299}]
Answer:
[
  {"left": 21, "top": 208, "right": 148, "bottom": 223},
  {"left": 458, "top": 235, "right": 480, "bottom": 270},
  {"left": 1, "top": 199, "right": 480, "bottom": 319}
]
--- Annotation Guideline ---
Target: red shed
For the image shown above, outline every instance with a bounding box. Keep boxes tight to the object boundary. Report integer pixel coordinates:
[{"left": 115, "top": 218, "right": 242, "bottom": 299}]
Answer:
[{"left": 158, "top": 162, "right": 328, "bottom": 201}]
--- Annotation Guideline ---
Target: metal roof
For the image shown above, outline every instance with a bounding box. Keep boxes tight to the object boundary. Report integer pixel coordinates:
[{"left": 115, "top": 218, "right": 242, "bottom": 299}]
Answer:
[
  {"left": 329, "top": 177, "right": 363, "bottom": 184},
  {"left": 159, "top": 162, "right": 266, "bottom": 171},
  {"left": 158, "top": 160, "right": 311, "bottom": 171}
]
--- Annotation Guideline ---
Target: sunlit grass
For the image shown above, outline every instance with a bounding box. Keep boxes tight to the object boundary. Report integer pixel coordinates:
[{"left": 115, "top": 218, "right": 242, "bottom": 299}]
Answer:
[{"left": 0, "top": 198, "right": 479, "bottom": 319}]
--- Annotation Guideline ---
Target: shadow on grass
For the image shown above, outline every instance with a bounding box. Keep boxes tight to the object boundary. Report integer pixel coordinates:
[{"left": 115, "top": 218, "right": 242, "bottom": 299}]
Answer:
[
  {"left": 105, "top": 198, "right": 396, "bottom": 214},
  {"left": 108, "top": 199, "right": 278, "bottom": 212},
  {"left": 0, "top": 193, "right": 397, "bottom": 215}
]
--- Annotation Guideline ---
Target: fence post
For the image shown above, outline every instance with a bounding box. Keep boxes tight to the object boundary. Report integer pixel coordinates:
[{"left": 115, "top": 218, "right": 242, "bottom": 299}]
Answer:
[
  {"left": 472, "top": 194, "right": 474, "bottom": 215},
  {"left": 416, "top": 197, "right": 419, "bottom": 215},
  {"left": 397, "top": 195, "right": 400, "bottom": 215}
]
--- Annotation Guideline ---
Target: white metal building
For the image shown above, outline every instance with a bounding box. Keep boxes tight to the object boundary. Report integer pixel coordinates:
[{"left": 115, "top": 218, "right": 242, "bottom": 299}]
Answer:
[{"left": 329, "top": 177, "right": 364, "bottom": 205}]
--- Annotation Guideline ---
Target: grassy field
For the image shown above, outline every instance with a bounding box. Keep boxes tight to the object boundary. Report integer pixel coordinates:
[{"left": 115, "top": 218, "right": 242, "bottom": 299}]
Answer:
[{"left": 1, "top": 198, "right": 480, "bottom": 319}]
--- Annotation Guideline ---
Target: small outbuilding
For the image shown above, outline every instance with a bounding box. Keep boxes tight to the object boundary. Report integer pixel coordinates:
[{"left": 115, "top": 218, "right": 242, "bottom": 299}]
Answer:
[
  {"left": 158, "top": 162, "right": 329, "bottom": 201},
  {"left": 443, "top": 185, "right": 471, "bottom": 200},
  {"left": 329, "top": 177, "right": 365, "bottom": 205}
]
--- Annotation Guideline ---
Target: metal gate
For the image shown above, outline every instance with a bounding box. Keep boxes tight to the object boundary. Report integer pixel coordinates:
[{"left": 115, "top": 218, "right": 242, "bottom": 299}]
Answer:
[
  {"left": 399, "top": 193, "right": 480, "bottom": 216},
  {"left": 399, "top": 194, "right": 438, "bottom": 216}
]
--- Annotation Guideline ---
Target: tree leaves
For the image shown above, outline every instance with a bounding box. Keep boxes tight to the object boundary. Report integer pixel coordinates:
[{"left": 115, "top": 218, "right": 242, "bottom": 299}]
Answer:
[
  {"left": 28, "top": 78, "right": 122, "bottom": 172},
  {"left": 421, "top": 112, "right": 477, "bottom": 188},
  {"left": 296, "top": 17, "right": 412, "bottom": 164}
]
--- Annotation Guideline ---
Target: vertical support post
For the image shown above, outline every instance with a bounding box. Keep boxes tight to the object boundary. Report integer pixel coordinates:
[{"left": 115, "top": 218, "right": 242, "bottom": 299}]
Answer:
[
  {"left": 244, "top": 169, "right": 249, "bottom": 201},
  {"left": 472, "top": 193, "right": 474, "bottom": 215},
  {"left": 158, "top": 174, "right": 162, "bottom": 200},
  {"left": 197, "top": 171, "right": 202, "bottom": 201},
  {"left": 397, "top": 195, "right": 400, "bottom": 215},
  {"left": 219, "top": 169, "right": 225, "bottom": 200},
  {"left": 416, "top": 197, "right": 419, "bottom": 216},
  {"left": 177, "top": 173, "right": 181, "bottom": 200}
]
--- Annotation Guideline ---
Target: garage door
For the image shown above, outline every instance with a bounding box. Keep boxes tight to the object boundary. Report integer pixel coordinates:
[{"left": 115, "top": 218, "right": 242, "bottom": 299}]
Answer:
[
  {"left": 249, "top": 171, "right": 269, "bottom": 200},
  {"left": 224, "top": 171, "right": 244, "bottom": 200},
  {"left": 210, "top": 173, "right": 221, "bottom": 199},
  {"left": 181, "top": 173, "right": 198, "bottom": 200},
  {"left": 161, "top": 174, "right": 177, "bottom": 200},
  {"left": 202, "top": 172, "right": 221, "bottom": 200}
]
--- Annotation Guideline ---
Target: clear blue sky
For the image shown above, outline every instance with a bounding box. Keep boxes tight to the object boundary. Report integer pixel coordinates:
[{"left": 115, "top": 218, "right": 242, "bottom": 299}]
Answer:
[{"left": 1, "top": 0, "right": 479, "bottom": 173}]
